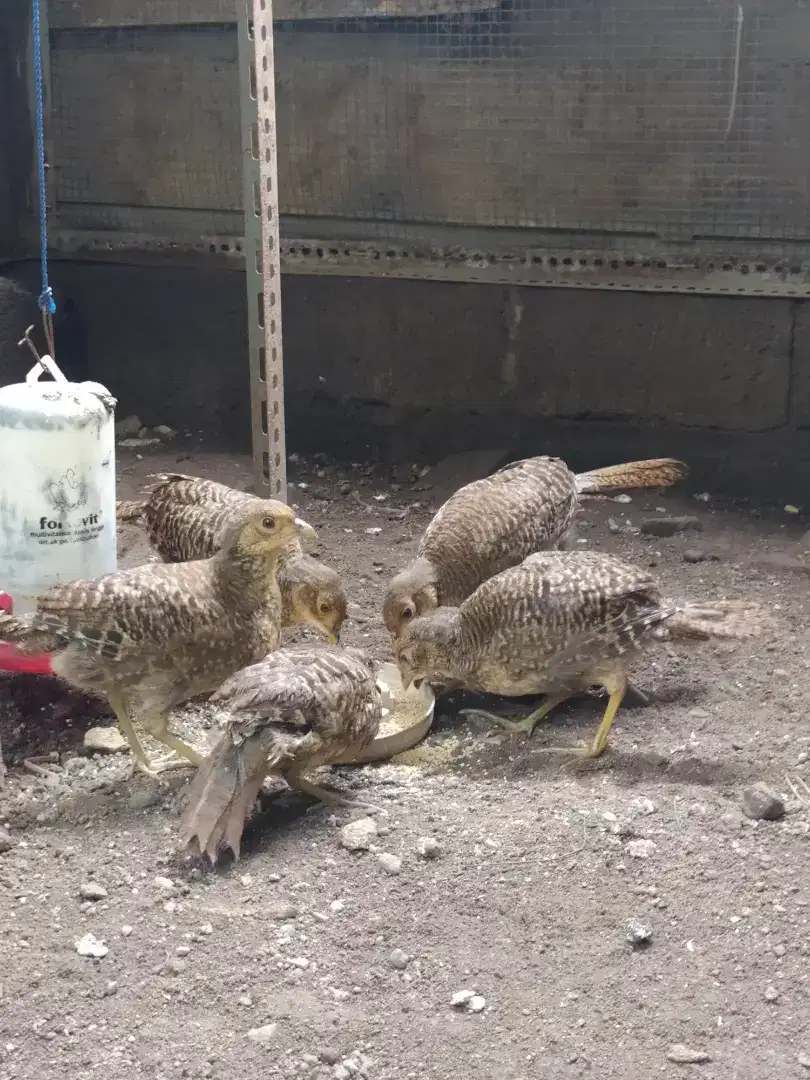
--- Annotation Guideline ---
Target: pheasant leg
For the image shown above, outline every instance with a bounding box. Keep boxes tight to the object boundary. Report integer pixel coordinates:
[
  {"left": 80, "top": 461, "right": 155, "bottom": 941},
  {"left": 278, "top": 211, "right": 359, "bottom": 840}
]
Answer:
[
  {"left": 461, "top": 693, "right": 572, "bottom": 737},
  {"left": 141, "top": 711, "right": 204, "bottom": 769},
  {"left": 542, "top": 670, "right": 627, "bottom": 759},
  {"left": 286, "top": 769, "right": 381, "bottom": 813},
  {"left": 107, "top": 698, "right": 182, "bottom": 778}
]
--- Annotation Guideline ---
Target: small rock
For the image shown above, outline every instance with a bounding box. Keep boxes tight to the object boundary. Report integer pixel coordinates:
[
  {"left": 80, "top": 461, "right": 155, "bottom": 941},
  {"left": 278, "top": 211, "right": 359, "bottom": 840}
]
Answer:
[
  {"left": 75, "top": 933, "right": 108, "bottom": 958},
  {"left": 416, "top": 837, "right": 441, "bottom": 859},
  {"left": 164, "top": 957, "right": 187, "bottom": 976},
  {"left": 238, "top": 994, "right": 253, "bottom": 1007},
  {"left": 271, "top": 902, "right": 299, "bottom": 920},
  {"left": 0, "top": 827, "right": 16, "bottom": 853},
  {"left": 764, "top": 985, "right": 780, "bottom": 1002},
  {"left": 118, "top": 437, "right": 161, "bottom": 449},
  {"left": 330, "top": 900, "right": 345, "bottom": 913},
  {"left": 79, "top": 882, "right": 108, "bottom": 902},
  {"left": 83, "top": 726, "right": 127, "bottom": 753},
  {"left": 634, "top": 797, "right": 657, "bottom": 815},
  {"left": 640, "top": 515, "right": 702, "bottom": 538},
  {"left": 742, "top": 782, "right": 785, "bottom": 822},
  {"left": 199, "top": 923, "right": 214, "bottom": 935},
  {"left": 376, "top": 852, "right": 402, "bottom": 875},
  {"left": 625, "top": 918, "right": 653, "bottom": 947},
  {"left": 114, "top": 414, "right": 142, "bottom": 437},
  {"left": 666, "top": 1044, "right": 710, "bottom": 1064},
  {"left": 451, "top": 989, "right": 476, "bottom": 1008},
  {"left": 773, "top": 943, "right": 786, "bottom": 957},
  {"left": 247, "top": 1024, "right": 277, "bottom": 1045},
  {"left": 153, "top": 875, "right": 176, "bottom": 894},
  {"left": 120, "top": 925, "right": 133, "bottom": 937},
  {"left": 340, "top": 817, "right": 378, "bottom": 852},
  {"left": 175, "top": 945, "right": 191, "bottom": 957},
  {"left": 797, "top": 1054, "right": 810, "bottom": 1070},
  {"left": 153, "top": 424, "right": 177, "bottom": 438},
  {"left": 626, "top": 839, "right": 656, "bottom": 859},
  {"left": 683, "top": 548, "right": 708, "bottom": 564},
  {"left": 103, "top": 980, "right": 118, "bottom": 997},
  {"left": 389, "top": 948, "right": 409, "bottom": 970},
  {"left": 468, "top": 995, "right": 486, "bottom": 1013}
]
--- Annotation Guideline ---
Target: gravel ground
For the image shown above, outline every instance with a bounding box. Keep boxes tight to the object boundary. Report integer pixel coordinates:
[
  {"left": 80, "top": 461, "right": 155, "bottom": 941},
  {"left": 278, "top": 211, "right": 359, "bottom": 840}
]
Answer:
[{"left": 0, "top": 444, "right": 809, "bottom": 1080}]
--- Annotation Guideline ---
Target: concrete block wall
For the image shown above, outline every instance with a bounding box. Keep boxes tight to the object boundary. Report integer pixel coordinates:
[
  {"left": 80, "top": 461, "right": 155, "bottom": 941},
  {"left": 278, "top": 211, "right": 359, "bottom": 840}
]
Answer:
[{"left": 3, "top": 259, "right": 808, "bottom": 500}]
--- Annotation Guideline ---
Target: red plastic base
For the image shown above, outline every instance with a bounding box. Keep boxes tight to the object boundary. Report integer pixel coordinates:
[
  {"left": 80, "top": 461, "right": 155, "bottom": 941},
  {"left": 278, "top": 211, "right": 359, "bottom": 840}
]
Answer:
[{"left": 0, "top": 591, "right": 53, "bottom": 675}]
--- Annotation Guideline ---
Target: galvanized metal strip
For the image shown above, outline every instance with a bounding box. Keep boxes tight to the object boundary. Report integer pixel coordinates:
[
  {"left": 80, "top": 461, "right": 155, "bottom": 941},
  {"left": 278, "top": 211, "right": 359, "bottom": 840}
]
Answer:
[
  {"left": 238, "top": 0, "right": 286, "bottom": 498},
  {"left": 50, "top": 227, "right": 810, "bottom": 298}
]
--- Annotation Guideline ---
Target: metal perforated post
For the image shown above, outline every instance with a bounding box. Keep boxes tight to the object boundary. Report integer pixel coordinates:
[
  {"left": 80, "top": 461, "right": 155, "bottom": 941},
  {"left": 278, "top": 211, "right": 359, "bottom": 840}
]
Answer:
[{"left": 238, "top": 0, "right": 286, "bottom": 500}]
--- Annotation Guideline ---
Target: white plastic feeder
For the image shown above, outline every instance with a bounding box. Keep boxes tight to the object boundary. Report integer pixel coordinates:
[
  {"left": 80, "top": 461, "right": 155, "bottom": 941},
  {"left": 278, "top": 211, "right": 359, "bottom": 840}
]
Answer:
[{"left": 0, "top": 355, "right": 117, "bottom": 613}]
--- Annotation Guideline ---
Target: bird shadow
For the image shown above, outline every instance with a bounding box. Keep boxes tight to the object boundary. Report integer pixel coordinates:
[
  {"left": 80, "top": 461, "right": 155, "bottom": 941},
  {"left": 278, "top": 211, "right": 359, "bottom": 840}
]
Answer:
[{"left": 431, "top": 682, "right": 762, "bottom": 789}]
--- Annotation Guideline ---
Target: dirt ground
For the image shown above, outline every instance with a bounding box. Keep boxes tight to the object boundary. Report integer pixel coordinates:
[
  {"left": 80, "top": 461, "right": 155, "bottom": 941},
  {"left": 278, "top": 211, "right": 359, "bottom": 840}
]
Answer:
[{"left": 1, "top": 445, "right": 809, "bottom": 1080}]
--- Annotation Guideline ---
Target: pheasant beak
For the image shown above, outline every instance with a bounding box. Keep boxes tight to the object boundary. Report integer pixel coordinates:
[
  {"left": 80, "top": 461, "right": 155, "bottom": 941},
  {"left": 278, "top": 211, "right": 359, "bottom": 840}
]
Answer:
[
  {"left": 328, "top": 631, "right": 339, "bottom": 646},
  {"left": 294, "top": 517, "right": 317, "bottom": 540}
]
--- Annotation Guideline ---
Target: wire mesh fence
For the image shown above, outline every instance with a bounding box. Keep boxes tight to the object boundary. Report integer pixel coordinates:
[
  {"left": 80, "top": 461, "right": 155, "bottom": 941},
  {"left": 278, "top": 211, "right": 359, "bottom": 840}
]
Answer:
[{"left": 43, "top": 0, "right": 810, "bottom": 268}]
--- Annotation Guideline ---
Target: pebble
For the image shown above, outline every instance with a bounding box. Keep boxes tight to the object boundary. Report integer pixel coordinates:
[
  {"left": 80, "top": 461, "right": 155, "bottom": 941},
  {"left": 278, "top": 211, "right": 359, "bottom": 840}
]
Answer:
[
  {"left": 153, "top": 876, "right": 176, "bottom": 895},
  {"left": 376, "top": 852, "right": 402, "bottom": 875},
  {"left": 79, "top": 882, "right": 108, "bottom": 902},
  {"left": 0, "top": 827, "right": 15, "bottom": 853},
  {"left": 742, "top": 782, "right": 785, "bottom": 822},
  {"left": 666, "top": 1045, "right": 710, "bottom": 1064},
  {"left": 176, "top": 945, "right": 191, "bottom": 957},
  {"left": 271, "top": 902, "right": 299, "bottom": 920},
  {"left": 75, "top": 933, "right": 108, "bottom": 958},
  {"left": 330, "top": 900, "right": 345, "bottom": 913},
  {"left": 625, "top": 918, "right": 653, "bottom": 947},
  {"left": 83, "top": 726, "right": 127, "bottom": 753},
  {"left": 798, "top": 1054, "right": 810, "bottom": 1069},
  {"left": 121, "top": 925, "right": 133, "bottom": 937},
  {"left": 154, "top": 424, "right": 177, "bottom": 438},
  {"left": 416, "top": 837, "right": 441, "bottom": 859},
  {"left": 115, "top": 414, "right": 142, "bottom": 437},
  {"left": 683, "top": 548, "right": 709, "bottom": 564},
  {"left": 451, "top": 989, "right": 476, "bottom": 1007},
  {"left": 468, "top": 996, "right": 486, "bottom": 1013},
  {"left": 164, "top": 958, "right": 187, "bottom": 976},
  {"left": 247, "top": 1024, "right": 277, "bottom": 1045},
  {"left": 626, "top": 839, "right": 656, "bottom": 859},
  {"left": 640, "top": 515, "right": 701, "bottom": 537},
  {"left": 341, "top": 817, "right": 378, "bottom": 852},
  {"left": 764, "top": 985, "right": 780, "bottom": 1002},
  {"left": 103, "top": 980, "right": 118, "bottom": 997},
  {"left": 389, "top": 948, "right": 409, "bottom": 970}
]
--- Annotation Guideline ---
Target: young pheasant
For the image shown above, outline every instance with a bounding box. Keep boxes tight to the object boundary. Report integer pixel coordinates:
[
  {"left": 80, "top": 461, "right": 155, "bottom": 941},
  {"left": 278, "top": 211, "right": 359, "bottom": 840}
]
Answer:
[
  {"left": 180, "top": 644, "right": 381, "bottom": 863},
  {"left": 0, "top": 502, "right": 315, "bottom": 777},
  {"left": 394, "top": 550, "right": 770, "bottom": 759},
  {"left": 117, "top": 473, "right": 346, "bottom": 643},
  {"left": 383, "top": 455, "right": 687, "bottom": 638}
]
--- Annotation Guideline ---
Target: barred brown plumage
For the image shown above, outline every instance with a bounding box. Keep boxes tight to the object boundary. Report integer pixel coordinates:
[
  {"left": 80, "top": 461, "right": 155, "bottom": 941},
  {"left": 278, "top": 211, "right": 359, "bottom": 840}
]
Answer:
[
  {"left": 117, "top": 473, "right": 347, "bottom": 643},
  {"left": 0, "top": 502, "right": 317, "bottom": 777},
  {"left": 179, "top": 644, "right": 381, "bottom": 863},
  {"left": 383, "top": 455, "right": 687, "bottom": 638},
  {"left": 394, "top": 550, "right": 770, "bottom": 759}
]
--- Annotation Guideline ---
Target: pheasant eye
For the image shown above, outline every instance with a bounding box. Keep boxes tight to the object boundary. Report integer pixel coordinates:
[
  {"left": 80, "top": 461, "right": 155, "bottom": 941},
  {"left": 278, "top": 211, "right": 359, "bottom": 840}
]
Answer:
[
  {"left": 261, "top": 516, "right": 276, "bottom": 530},
  {"left": 319, "top": 602, "right": 330, "bottom": 614}
]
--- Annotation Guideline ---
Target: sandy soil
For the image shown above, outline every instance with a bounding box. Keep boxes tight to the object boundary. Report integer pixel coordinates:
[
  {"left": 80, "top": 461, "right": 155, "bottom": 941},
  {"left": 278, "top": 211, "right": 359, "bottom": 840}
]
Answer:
[{"left": 0, "top": 444, "right": 809, "bottom": 1080}]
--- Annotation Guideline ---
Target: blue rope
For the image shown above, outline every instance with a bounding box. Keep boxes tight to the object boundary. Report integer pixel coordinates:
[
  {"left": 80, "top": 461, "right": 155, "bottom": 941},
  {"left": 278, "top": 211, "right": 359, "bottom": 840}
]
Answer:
[{"left": 32, "top": 0, "right": 55, "bottom": 316}]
